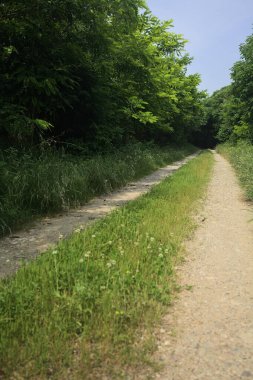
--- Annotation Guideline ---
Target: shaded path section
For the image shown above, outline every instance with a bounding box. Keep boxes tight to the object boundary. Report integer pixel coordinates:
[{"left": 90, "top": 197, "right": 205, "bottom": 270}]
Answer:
[
  {"left": 153, "top": 153, "right": 253, "bottom": 380},
  {"left": 0, "top": 153, "right": 198, "bottom": 279}
]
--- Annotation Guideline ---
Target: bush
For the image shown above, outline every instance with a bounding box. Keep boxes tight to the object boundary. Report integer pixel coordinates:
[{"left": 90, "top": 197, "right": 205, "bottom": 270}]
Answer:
[{"left": 0, "top": 143, "right": 196, "bottom": 235}]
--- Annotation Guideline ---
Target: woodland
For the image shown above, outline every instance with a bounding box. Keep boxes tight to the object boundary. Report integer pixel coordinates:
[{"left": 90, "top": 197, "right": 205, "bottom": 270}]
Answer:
[
  {"left": 0, "top": 0, "right": 253, "bottom": 228},
  {"left": 1, "top": 2, "right": 253, "bottom": 379},
  {"left": 0, "top": 0, "right": 205, "bottom": 149},
  {"left": 1, "top": 1, "right": 252, "bottom": 148},
  {"left": 198, "top": 33, "right": 253, "bottom": 146}
]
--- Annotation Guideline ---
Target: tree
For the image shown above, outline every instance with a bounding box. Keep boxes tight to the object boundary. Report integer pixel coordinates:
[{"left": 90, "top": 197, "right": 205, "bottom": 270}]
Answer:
[
  {"left": 0, "top": 0, "right": 204, "bottom": 148},
  {"left": 231, "top": 34, "right": 253, "bottom": 142}
]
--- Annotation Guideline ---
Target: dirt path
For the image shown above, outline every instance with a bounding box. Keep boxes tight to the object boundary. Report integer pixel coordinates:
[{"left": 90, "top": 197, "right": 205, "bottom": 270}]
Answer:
[
  {"left": 0, "top": 153, "right": 198, "bottom": 279},
  {"left": 152, "top": 153, "right": 253, "bottom": 380}
]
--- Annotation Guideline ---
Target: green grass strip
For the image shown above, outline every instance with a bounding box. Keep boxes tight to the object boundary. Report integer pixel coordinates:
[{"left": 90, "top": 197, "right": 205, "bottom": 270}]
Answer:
[
  {"left": 0, "top": 143, "right": 196, "bottom": 235},
  {"left": 217, "top": 142, "right": 253, "bottom": 201},
  {"left": 0, "top": 151, "right": 214, "bottom": 379}
]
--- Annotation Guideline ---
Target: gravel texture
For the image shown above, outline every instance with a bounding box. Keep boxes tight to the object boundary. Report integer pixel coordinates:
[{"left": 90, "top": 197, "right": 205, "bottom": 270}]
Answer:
[
  {"left": 0, "top": 153, "right": 198, "bottom": 279},
  {"left": 153, "top": 153, "right": 253, "bottom": 380}
]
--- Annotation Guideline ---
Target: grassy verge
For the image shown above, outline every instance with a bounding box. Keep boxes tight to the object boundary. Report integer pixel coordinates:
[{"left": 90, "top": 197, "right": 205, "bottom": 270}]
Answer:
[
  {"left": 0, "top": 151, "right": 214, "bottom": 379},
  {"left": 0, "top": 143, "right": 196, "bottom": 235},
  {"left": 217, "top": 141, "right": 253, "bottom": 201}
]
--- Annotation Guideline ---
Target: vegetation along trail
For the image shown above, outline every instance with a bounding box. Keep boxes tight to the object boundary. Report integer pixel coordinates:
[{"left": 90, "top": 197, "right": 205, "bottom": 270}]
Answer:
[
  {"left": 151, "top": 152, "right": 253, "bottom": 380},
  {"left": 1, "top": 0, "right": 253, "bottom": 378},
  {"left": 0, "top": 153, "right": 197, "bottom": 279}
]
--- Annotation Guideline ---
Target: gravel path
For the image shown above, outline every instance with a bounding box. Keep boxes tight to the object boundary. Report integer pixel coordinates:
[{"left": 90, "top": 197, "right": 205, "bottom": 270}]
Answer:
[
  {"left": 153, "top": 153, "right": 253, "bottom": 380},
  {"left": 0, "top": 153, "right": 198, "bottom": 279}
]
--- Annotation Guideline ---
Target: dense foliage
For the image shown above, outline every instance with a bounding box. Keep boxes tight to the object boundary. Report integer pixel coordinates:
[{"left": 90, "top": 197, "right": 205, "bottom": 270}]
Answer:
[
  {"left": 200, "top": 32, "right": 253, "bottom": 145},
  {"left": 0, "top": 0, "right": 205, "bottom": 149},
  {"left": 0, "top": 143, "right": 195, "bottom": 235}
]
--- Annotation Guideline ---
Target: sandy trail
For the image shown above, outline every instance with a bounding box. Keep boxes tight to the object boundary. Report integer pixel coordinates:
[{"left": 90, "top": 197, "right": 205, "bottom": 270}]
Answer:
[
  {"left": 153, "top": 153, "right": 253, "bottom": 380},
  {"left": 0, "top": 153, "right": 197, "bottom": 279}
]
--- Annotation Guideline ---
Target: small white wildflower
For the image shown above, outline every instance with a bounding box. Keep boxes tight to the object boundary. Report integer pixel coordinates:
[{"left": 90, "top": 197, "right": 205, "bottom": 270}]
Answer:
[
  {"left": 74, "top": 228, "right": 81, "bottom": 233},
  {"left": 100, "top": 285, "right": 106, "bottom": 290},
  {"left": 165, "top": 249, "right": 169, "bottom": 253},
  {"left": 52, "top": 250, "right": 58, "bottom": 255},
  {"left": 79, "top": 258, "right": 84, "bottom": 263},
  {"left": 158, "top": 253, "right": 164, "bottom": 258},
  {"left": 84, "top": 253, "right": 90, "bottom": 258},
  {"left": 108, "top": 241, "right": 113, "bottom": 245},
  {"left": 150, "top": 237, "right": 155, "bottom": 242},
  {"left": 106, "top": 262, "right": 112, "bottom": 268},
  {"left": 59, "top": 234, "right": 63, "bottom": 239},
  {"left": 92, "top": 234, "right": 96, "bottom": 238}
]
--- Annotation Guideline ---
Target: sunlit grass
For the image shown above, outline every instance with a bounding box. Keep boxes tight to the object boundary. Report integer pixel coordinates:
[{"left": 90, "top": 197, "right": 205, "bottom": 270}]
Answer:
[{"left": 0, "top": 151, "right": 214, "bottom": 379}]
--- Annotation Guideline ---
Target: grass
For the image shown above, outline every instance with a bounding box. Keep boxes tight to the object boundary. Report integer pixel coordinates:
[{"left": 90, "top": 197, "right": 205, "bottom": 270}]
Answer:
[
  {"left": 0, "top": 142, "right": 196, "bottom": 236},
  {"left": 217, "top": 141, "right": 253, "bottom": 201},
  {"left": 0, "top": 151, "right": 214, "bottom": 379}
]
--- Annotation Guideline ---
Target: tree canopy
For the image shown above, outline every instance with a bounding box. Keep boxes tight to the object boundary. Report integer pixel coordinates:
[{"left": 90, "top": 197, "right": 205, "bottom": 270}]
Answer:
[
  {"left": 202, "top": 32, "right": 253, "bottom": 145},
  {"left": 0, "top": 0, "right": 205, "bottom": 149}
]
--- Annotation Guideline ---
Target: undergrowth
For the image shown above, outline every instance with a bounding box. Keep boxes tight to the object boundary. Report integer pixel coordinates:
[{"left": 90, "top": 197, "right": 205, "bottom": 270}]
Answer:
[
  {"left": 0, "top": 152, "right": 213, "bottom": 379},
  {"left": 217, "top": 141, "right": 253, "bottom": 201},
  {"left": 0, "top": 143, "right": 196, "bottom": 235}
]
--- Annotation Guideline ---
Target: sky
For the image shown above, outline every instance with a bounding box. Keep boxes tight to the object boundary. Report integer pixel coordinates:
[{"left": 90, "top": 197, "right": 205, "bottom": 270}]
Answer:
[{"left": 146, "top": 0, "right": 253, "bottom": 94}]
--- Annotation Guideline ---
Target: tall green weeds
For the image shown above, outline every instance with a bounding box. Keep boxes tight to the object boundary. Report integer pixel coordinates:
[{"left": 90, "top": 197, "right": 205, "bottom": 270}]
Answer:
[
  {"left": 0, "top": 143, "right": 196, "bottom": 235},
  {"left": 0, "top": 152, "right": 213, "bottom": 379}
]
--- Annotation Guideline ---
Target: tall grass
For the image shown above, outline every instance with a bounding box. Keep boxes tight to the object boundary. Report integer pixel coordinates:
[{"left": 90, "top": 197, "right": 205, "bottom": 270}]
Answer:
[
  {"left": 0, "top": 152, "right": 214, "bottom": 379},
  {"left": 217, "top": 141, "right": 253, "bottom": 201},
  {"left": 0, "top": 143, "right": 196, "bottom": 235}
]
